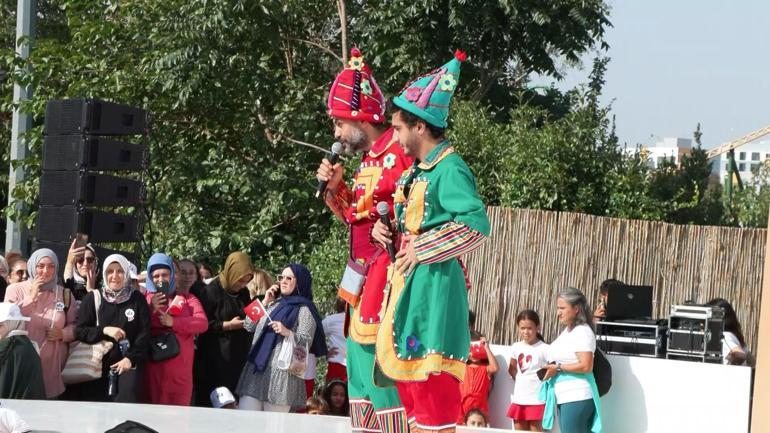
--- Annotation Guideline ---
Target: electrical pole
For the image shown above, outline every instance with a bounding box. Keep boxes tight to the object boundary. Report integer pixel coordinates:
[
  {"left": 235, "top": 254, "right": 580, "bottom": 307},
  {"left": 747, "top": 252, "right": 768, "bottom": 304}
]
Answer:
[{"left": 6, "top": 0, "right": 36, "bottom": 255}]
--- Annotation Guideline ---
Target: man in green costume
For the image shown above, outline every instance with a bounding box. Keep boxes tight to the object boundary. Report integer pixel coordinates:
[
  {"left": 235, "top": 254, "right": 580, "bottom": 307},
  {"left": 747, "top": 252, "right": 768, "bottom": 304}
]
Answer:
[{"left": 373, "top": 50, "right": 490, "bottom": 433}]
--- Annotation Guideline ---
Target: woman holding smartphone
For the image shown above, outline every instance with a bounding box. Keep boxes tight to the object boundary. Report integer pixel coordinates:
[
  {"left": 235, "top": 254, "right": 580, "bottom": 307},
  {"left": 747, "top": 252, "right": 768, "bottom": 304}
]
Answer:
[
  {"left": 539, "top": 287, "right": 603, "bottom": 433},
  {"left": 236, "top": 263, "right": 326, "bottom": 412},
  {"left": 144, "top": 253, "right": 208, "bottom": 405},
  {"left": 63, "top": 237, "right": 100, "bottom": 305}
]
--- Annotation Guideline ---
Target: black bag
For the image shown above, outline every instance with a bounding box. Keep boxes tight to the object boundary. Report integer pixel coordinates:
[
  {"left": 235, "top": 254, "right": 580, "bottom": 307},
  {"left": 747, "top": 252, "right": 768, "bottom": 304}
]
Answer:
[
  {"left": 104, "top": 420, "right": 159, "bottom": 433},
  {"left": 149, "top": 332, "right": 180, "bottom": 362},
  {"left": 593, "top": 348, "right": 612, "bottom": 397}
]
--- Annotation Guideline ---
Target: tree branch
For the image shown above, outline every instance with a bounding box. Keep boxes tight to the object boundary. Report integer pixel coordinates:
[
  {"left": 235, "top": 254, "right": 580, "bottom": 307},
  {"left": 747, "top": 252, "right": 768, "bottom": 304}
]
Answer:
[
  {"left": 337, "top": 0, "right": 348, "bottom": 63},
  {"left": 255, "top": 111, "right": 341, "bottom": 156},
  {"left": 286, "top": 37, "right": 343, "bottom": 64},
  {"left": 276, "top": 134, "right": 330, "bottom": 154}
]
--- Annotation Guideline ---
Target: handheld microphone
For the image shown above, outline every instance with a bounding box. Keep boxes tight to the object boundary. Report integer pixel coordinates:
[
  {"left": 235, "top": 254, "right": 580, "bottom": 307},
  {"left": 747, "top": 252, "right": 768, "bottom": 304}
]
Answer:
[
  {"left": 316, "top": 141, "right": 344, "bottom": 198},
  {"left": 376, "top": 202, "right": 397, "bottom": 263}
]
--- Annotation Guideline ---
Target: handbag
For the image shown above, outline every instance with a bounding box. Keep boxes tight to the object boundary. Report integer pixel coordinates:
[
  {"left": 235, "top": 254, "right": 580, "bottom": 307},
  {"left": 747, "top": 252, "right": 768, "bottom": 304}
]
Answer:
[
  {"left": 288, "top": 341, "right": 309, "bottom": 378},
  {"left": 275, "top": 337, "right": 293, "bottom": 370},
  {"left": 62, "top": 291, "right": 114, "bottom": 384},
  {"left": 274, "top": 336, "right": 309, "bottom": 378},
  {"left": 337, "top": 257, "right": 368, "bottom": 307},
  {"left": 593, "top": 348, "right": 613, "bottom": 396},
  {"left": 149, "top": 332, "right": 180, "bottom": 362}
]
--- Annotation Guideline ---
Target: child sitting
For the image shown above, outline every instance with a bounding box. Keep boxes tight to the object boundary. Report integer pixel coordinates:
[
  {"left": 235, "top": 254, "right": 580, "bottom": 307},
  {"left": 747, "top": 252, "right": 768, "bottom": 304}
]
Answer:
[
  {"left": 464, "top": 408, "right": 489, "bottom": 428},
  {"left": 305, "top": 396, "right": 329, "bottom": 415},
  {"left": 322, "top": 379, "right": 350, "bottom": 416}
]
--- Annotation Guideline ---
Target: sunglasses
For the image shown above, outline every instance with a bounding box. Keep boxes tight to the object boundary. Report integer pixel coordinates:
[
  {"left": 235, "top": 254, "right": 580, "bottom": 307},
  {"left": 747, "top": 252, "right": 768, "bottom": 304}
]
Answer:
[
  {"left": 276, "top": 275, "right": 294, "bottom": 282},
  {"left": 77, "top": 257, "right": 96, "bottom": 264}
]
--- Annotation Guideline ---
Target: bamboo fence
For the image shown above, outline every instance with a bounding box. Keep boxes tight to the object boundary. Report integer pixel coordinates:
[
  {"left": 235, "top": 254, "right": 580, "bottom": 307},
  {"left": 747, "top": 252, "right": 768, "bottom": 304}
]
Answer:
[{"left": 464, "top": 207, "right": 766, "bottom": 351}]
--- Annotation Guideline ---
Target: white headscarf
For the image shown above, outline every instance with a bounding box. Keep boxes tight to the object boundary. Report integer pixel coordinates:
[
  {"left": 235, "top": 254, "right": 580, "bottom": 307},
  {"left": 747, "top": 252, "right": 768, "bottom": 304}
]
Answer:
[
  {"left": 28, "top": 248, "right": 59, "bottom": 291},
  {"left": 101, "top": 254, "right": 133, "bottom": 304}
]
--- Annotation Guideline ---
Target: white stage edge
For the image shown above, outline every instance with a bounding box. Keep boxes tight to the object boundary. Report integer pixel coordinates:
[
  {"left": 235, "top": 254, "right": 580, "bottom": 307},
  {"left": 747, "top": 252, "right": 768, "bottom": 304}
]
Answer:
[
  {"left": 0, "top": 399, "right": 509, "bottom": 433},
  {"left": 0, "top": 347, "right": 752, "bottom": 433},
  {"left": 489, "top": 344, "right": 753, "bottom": 433}
]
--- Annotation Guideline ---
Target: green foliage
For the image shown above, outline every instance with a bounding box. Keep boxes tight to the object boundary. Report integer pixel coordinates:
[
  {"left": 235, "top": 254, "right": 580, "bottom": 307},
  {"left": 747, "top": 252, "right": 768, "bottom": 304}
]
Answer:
[
  {"left": 734, "top": 163, "right": 770, "bottom": 228},
  {"left": 305, "top": 222, "right": 348, "bottom": 316},
  {"left": 1, "top": 0, "right": 613, "bottom": 269},
  {"left": 1, "top": 0, "right": 742, "bottom": 285},
  {"left": 452, "top": 58, "right": 619, "bottom": 215},
  {"left": 354, "top": 0, "right": 611, "bottom": 107},
  {"left": 451, "top": 60, "right": 723, "bottom": 226}
]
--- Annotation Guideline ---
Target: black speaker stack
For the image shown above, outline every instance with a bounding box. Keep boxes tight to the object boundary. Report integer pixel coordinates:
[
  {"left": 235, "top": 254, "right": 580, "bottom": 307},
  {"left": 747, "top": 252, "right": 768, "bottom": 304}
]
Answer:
[{"left": 35, "top": 99, "right": 150, "bottom": 265}]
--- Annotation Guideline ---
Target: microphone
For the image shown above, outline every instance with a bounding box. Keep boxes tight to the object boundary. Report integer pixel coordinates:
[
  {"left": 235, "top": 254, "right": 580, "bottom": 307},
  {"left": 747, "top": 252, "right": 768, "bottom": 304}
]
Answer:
[
  {"left": 316, "top": 141, "right": 344, "bottom": 198},
  {"left": 376, "top": 202, "right": 397, "bottom": 263}
]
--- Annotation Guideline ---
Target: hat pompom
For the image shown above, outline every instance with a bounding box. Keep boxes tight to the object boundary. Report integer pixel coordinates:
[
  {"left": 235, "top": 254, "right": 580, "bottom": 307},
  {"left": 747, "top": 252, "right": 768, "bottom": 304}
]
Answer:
[
  {"left": 454, "top": 49, "right": 467, "bottom": 62},
  {"left": 351, "top": 47, "right": 362, "bottom": 58}
]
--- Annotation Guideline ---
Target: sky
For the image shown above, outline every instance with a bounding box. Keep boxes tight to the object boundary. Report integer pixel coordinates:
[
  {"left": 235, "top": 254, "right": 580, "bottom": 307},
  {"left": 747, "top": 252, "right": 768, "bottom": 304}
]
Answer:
[{"left": 540, "top": 0, "right": 770, "bottom": 150}]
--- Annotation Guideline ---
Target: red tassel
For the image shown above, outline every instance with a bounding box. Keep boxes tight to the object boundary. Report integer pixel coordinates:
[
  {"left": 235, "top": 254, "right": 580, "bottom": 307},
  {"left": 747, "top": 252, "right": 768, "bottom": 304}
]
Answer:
[
  {"left": 454, "top": 49, "right": 467, "bottom": 62},
  {"left": 351, "top": 46, "right": 362, "bottom": 58}
]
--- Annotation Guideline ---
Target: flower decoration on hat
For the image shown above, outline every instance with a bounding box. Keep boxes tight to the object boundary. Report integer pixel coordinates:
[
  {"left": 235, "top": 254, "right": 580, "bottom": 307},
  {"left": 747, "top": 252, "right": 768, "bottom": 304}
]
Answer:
[
  {"left": 439, "top": 73, "right": 457, "bottom": 92},
  {"left": 348, "top": 54, "right": 365, "bottom": 71},
  {"left": 405, "top": 87, "right": 422, "bottom": 102},
  {"left": 361, "top": 79, "right": 373, "bottom": 95}
]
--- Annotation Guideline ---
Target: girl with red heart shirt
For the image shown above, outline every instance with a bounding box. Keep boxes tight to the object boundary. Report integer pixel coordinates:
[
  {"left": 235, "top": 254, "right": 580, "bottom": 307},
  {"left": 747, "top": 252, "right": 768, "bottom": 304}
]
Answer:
[{"left": 507, "top": 309, "right": 550, "bottom": 431}]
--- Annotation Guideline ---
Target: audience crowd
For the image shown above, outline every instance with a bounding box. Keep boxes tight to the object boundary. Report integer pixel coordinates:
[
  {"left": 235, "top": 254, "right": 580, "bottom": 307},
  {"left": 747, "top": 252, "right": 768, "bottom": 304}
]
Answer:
[{"left": 0, "top": 244, "right": 753, "bottom": 432}]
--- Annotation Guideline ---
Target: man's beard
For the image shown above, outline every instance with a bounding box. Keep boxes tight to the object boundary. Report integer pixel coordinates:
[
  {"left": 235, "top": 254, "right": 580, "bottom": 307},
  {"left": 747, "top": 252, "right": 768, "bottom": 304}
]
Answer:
[{"left": 341, "top": 128, "right": 369, "bottom": 155}]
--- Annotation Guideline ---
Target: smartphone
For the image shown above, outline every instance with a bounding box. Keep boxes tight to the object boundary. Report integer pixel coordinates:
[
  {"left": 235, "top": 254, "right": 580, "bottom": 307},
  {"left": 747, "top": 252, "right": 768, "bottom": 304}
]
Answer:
[
  {"left": 155, "top": 281, "right": 170, "bottom": 296},
  {"left": 537, "top": 362, "right": 556, "bottom": 381},
  {"left": 74, "top": 232, "right": 89, "bottom": 248}
]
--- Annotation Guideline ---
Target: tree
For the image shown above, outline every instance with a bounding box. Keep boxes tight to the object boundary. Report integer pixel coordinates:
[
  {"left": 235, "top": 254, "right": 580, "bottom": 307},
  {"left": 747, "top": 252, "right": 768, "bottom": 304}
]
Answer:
[
  {"left": 353, "top": 0, "right": 611, "bottom": 109},
  {"left": 451, "top": 58, "right": 620, "bottom": 215},
  {"left": 734, "top": 162, "right": 770, "bottom": 228}
]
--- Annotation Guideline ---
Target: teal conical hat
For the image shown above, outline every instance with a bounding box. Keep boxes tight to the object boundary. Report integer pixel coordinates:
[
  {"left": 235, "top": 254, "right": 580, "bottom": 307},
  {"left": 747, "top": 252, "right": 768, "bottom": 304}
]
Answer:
[{"left": 392, "top": 50, "right": 467, "bottom": 128}]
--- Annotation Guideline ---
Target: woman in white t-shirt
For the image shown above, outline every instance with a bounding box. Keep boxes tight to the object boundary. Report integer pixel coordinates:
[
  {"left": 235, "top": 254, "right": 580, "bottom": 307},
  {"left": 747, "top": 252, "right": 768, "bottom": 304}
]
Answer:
[
  {"left": 540, "top": 287, "right": 602, "bottom": 433},
  {"left": 705, "top": 298, "right": 752, "bottom": 366},
  {"left": 507, "top": 309, "right": 549, "bottom": 432}
]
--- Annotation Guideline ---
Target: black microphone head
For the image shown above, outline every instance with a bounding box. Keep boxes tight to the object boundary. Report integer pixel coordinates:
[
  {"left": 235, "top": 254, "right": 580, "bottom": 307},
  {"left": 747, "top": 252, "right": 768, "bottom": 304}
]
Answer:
[
  {"left": 376, "top": 202, "right": 390, "bottom": 216},
  {"left": 331, "top": 141, "right": 343, "bottom": 155}
]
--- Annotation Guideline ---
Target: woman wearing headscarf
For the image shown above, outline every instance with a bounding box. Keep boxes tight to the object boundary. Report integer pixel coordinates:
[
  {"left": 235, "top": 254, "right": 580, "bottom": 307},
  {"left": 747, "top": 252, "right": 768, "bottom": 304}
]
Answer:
[
  {"left": 0, "top": 302, "right": 46, "bottom": 399},
  {"left": 63, "top": 239, "right": 100, "bottom": 304},
  {"left": 74, "top": 254, "right": 151, "bottom": 402},
  {"left": 3, "top": 248, "right": 78, "bottom": 398},
  {"left": 143, "top": 253, "right": 208, "bottom": 405},
  {"left": 236, "top": 263, "right": 327, "bottom": 412},
  {"left": 193, "top": 251, "right": 254, "bottom": 407}
]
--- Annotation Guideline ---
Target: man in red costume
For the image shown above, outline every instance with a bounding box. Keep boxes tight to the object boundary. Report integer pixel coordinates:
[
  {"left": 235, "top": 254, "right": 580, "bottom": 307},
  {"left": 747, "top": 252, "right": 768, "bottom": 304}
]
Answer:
[{"left": 316, "top": 47, "right": 413, "bottom": 433}]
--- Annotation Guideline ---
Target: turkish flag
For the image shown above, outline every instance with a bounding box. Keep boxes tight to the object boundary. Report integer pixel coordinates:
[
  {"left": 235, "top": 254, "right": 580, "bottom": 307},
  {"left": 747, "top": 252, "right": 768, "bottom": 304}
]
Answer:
[{"left": 244, "top": 298, "right": 268, "bottom": 322}]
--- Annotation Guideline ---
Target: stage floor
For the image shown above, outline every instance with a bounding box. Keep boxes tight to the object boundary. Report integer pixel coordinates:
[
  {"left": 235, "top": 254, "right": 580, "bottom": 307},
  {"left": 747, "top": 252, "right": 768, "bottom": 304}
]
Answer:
[{"left": 0, "top": 399, "right": 508, "bottom": 433}]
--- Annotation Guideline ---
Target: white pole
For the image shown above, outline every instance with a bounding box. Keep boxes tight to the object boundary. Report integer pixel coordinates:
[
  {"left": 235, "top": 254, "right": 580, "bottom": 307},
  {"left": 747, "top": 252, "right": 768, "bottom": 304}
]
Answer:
[{"left": 6, "top": 0, "right": 36, "bottom": 255}]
